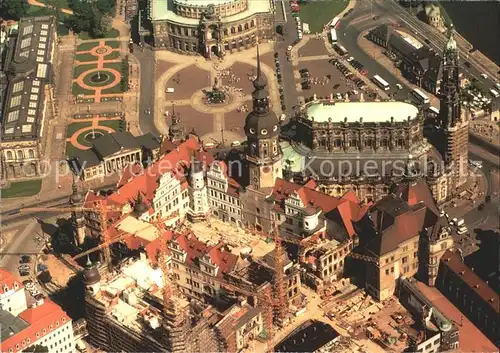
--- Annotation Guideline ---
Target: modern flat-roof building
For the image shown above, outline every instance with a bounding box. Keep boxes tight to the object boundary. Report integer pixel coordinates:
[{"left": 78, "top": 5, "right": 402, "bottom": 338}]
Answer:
[
  {"left": 0, "top": 16, "right": 57, "bottom": 181},
  {"left": 150, "top": 0, "right": 274, "bottom": 57}
]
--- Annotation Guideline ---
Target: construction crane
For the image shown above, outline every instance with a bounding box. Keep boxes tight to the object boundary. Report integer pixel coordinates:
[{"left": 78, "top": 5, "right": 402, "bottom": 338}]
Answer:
[
  {"left": 149, "top": 216, "right": 173, "bottom": 312},
  {"left": 272, "top": 222, "right": 287, "bottom": 324},
  {"left": 22, "top": 202, "right": 123, "bottom": 272}
]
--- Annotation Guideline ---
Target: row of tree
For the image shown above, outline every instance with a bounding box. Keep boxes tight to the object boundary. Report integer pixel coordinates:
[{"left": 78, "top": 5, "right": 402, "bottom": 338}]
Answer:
[
  {"left": 0, "top": 0, "right": 116, "bottom": 38},
  {"left": 67, "top": 0, "right": 116, "bottom": 37}
]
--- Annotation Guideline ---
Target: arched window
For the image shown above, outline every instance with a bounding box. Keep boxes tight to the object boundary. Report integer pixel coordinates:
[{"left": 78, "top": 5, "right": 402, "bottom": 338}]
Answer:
[
  {"left": 6, "top": 151, "right": 12, "bottom": 159},
  {"left": 28, "top": 149, "right": 35, "bottom": 158},
  {"left": 251, "top": 20, "right": 255, "bottom": 27},
  {"left": 17, "top": 150, "right": 23, "bottom": 159},
  {"left": 231, "top": 27, "right": 235, "bottom": 34},
  {"left": 238, "top": 25, "right": 242, "bottom": 32}
]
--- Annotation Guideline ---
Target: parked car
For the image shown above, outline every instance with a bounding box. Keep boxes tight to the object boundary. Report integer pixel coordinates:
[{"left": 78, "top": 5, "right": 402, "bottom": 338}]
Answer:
[
  {"left": 20, "top": 255, "right": 31, "bottom": 263},
  {"left": 478, "top": 204, "right": 485, "bottom": 211},
  {"left": 37, "top": 264, "right": 48, "bottom": 272},
  {"left": 333, "top": 84, "right": 340, "bottom": 89},
  {"left": 274, "top": 52, "right": 279, "bottom": 58}
]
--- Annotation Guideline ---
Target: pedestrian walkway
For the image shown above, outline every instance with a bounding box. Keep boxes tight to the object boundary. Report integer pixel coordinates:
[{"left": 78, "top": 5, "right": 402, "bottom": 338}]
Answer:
[{"left": 27, "top": 0, "right": 73, "bottom": 15}]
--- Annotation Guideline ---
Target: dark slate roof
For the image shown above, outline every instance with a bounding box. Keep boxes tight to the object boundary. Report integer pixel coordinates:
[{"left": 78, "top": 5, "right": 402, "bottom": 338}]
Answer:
[
  {"left": 369, "top": 24, "right": 393, "bottom": 43},
  {"left": 71, "top": 149, "right": 102, "bottom": 168},
  {"left": 362, "top": 194, "right": 431, "bottom": 256},
  {"left": 92, "top": 132, "right": 140, "bottom": 159},
  {"left": 388, "top": 33, "right": 416, "bottom": 57},
  {"left": 424, "top": 53, "right": 443, "bottom": 82},
  {"left": 0, "top": 310, "right": 29, "bottom": 343},
  {"left": 275, "top": 320, "right": 339, "bottom": 352},
  {"left": 135, "top": 132, "right": 161, "bottom": 150},
  {"left": 1, "top": 16, "right": 55, "bottom": 141},
  {"left": 234, "top": 306, "right": 262, "bottom": 330}
]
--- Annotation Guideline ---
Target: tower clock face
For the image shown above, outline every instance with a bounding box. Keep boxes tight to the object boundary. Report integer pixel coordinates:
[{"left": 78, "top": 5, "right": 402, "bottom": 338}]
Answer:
[{"left": 263, "top": 166, "right": 271, "bottom": 173}]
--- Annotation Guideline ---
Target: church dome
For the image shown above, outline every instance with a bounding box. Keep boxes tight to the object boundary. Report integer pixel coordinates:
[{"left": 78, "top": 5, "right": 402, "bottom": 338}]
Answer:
[
  {"left": 83, "top": 266, "right": 101, "bottom": 286},
  {"left": 245, "top": 110, "right": 280, "bottom": 139}
]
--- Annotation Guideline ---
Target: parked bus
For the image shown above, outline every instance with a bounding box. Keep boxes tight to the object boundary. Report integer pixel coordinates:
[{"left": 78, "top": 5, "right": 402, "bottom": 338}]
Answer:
[
  {"left": 428, "top": 106, "right": 439, "bottom": 115},
  {"left": 330, "top": 16, "right": 340, "bottom": 28},
  {"left": 372, "top": 75, "right": 390, "bottom": 91},
  {"left": 412, "top": 88, "right": 430, "bottom": 104},
  {"left": 489, "top": 88, "right": 499, "bottom": 98},
  {"left": 334, "top": 43, "right": 348, "bottom": 56},
  {"left": 330, "top": 29, "right": 337, "bottom": 44}
]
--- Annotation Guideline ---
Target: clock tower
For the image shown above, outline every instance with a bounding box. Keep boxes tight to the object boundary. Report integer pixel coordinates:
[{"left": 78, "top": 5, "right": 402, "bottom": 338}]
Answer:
[{"left": 244, "top": 47, "right": 282, "bottom": 189}]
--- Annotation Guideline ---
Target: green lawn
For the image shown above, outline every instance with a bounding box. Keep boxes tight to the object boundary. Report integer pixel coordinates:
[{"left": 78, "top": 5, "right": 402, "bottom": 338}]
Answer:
[
  {"left": 73, "top": 63, "right": 97, "bottom": 78},
  {"left": 1, "top": 179, "right": 42, "bottom": 198},
  {"left": 72, "top": 82, "right": 95, "bottom": 95},
  {"left": 103, "top": 51, "right": 120, "bottom": 60},
  {"left": 99, "top": 119, "right": 122, "bottom": 131},
  {"left": 298, "top": 0, "right": 349, "bottom": 33},
  {"left": 75, "top": 53, "right": 98, "bottom": 62},
  {"left": 76, "top": 42, "right": 100, "bottom": 52},
  {"left": 66, "top": 122, "right": 92, "bottom": 137},
  {"left": 105, "top": 41, "right": 120, "bottom": 49}
]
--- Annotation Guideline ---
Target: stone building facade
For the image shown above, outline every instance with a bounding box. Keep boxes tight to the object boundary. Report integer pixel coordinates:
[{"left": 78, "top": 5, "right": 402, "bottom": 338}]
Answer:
[{"left": 150, "top": 0, "right": 274, "bottom": 57}]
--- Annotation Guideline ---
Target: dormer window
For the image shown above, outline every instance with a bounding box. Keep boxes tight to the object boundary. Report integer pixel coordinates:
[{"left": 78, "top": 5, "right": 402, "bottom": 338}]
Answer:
[
  {"left": 261, "top": 129, "right": 268, "bottom": 135},
  {"left": 273, "top": 125, "right": 278, "bottom": 131},
  {"left": 249, "top": 128, "right": 256, "bottom": 134}
]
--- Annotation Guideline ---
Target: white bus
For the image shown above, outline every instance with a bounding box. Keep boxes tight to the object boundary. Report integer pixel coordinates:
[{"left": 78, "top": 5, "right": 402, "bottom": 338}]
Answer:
[
  {"left": 330, "top": 16, "right": 340, "bottom": 28},
  {"left": 334, "top": 43, "right": 348, "bottom": 56},
  {"left": 429, "top": 106, "right": 439, "bottom": 115},
  {"left": 372, "top": 75, "right": 390, "bottom": 91},
  {"left": 490, "top": 88, "right": 499, "bottom": 98},
  {"left": 412, "top": 88, "right": 430, "bottom": 104},
  {"left": 330, "top": 29, "right": 337, "bottom": 44}
]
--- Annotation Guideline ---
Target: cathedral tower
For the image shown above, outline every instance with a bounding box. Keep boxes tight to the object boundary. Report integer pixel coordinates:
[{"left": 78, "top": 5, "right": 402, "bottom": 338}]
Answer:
[
  {"left": 70, "top": 176, "right": 86, "bottom": 246},
  {"left": 244, "top": 47, "right": 282, "bottom": 189},
  {"left": 438, "top": 26, "right": 469, "bottom": 188}
]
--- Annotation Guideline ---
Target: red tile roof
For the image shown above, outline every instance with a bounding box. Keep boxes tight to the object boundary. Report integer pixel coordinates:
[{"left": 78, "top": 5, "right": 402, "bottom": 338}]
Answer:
[
  {"left": 0, "top": 268, "right": 24, "bottom": 295},
  {"left": 1, "top": 300, "right": 71, "bottom": 353},
  {"left": 366, "top": 194, "right": 428, "bottom": 255},
  {"left": 84, "top": 136, "right": 203, "bottom": 217},
  {"left": 170, "top": 232, "right": 239, "bottom": 277},
  {"left": 395, "top": 178, "right": 439, "bottom": 216},
  {"left": 415, "top": 281, "right": 498, "bottom": 352},
  {"left": 440, "top": 250, "right": 499, "bottom": 315},
  {"left": 270, "top": 178, "right": 362, "bottom": 237}
]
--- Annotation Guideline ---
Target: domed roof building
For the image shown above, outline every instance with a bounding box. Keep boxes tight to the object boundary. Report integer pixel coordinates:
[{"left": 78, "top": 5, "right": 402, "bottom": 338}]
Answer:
[{"left": 150, "top": 0, "right": 274, "bottom": 58}]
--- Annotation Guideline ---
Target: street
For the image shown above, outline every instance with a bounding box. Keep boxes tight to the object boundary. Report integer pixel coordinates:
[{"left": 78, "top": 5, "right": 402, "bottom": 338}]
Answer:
[
  {"left": 336, "top": 0, "right": 499, "bottom": 107},
  {"left": 133, "top": 43, "right": 159, "bottom": 135}
]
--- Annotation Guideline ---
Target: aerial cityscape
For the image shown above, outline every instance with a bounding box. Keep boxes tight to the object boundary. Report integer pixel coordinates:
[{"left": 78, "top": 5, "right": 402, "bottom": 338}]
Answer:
[{"left": 1, "top": 0, "right": 499, "bottom": 352}]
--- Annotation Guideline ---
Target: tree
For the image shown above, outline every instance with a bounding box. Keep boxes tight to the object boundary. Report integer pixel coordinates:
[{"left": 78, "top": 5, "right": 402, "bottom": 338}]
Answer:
[
  {"left": 23, "top": 345, "right": 49, "bottom": 353},
  {"left": 0, "top": 0, "right": 29, "bottom": 20}
]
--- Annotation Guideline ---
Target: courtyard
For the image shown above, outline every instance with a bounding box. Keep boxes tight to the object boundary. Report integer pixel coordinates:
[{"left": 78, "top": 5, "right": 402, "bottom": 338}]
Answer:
[
  {"left": 72, "top": 41, "right": 126, "bottom": 103},
  {"left": 65, "top": 113, "right": 124, "bottom": 158}
]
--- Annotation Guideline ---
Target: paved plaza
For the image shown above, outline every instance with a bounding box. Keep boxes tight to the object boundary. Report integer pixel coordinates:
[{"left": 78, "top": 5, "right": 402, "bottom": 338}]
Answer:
[{"left": 154, "top": 43, "right": 280, "bottom": 145}]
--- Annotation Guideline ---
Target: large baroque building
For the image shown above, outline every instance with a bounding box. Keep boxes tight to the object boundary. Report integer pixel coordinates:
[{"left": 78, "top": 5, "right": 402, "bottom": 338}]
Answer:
[
  {"left": 150, "top": 0, "right": 274, "bottom": 57},
  {"left": 281, "top": 29, "right": 468, "bottom": 205},
  {"left": 0, "top": 16, "right": 57, "bottom": 181}
]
